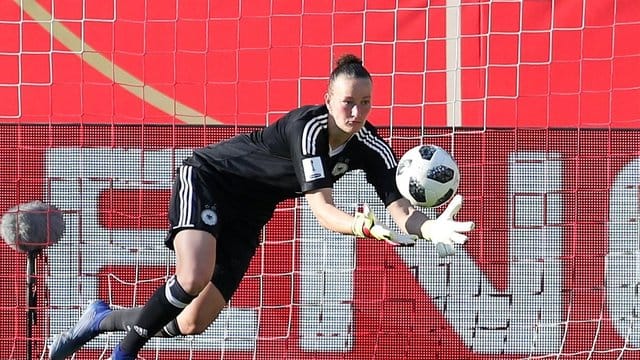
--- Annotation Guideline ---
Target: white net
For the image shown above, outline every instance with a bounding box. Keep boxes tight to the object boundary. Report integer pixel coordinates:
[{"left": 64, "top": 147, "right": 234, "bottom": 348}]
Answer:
[{"left": 1, "top": 0, "right": 640, "bottom": 359}]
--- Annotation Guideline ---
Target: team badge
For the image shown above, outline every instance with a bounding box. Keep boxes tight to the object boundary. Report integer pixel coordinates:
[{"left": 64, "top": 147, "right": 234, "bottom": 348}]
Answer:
[
  {"left": 331, "top": 162, "right": 349, "bottom": 176},
  {"left": 201, "top": 208, "right": 218, "bottom": 226}
]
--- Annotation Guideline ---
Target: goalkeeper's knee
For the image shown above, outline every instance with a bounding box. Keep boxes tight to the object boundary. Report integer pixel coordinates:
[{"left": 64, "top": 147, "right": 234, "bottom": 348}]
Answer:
[{"left": 165, "top": 275, "right": 197, "bottom": 309}]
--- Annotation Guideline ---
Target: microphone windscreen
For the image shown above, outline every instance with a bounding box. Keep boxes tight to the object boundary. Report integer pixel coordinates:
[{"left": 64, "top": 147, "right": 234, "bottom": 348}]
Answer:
[{"left": 1, "top": 201, "right": 65, "bottom": 253}]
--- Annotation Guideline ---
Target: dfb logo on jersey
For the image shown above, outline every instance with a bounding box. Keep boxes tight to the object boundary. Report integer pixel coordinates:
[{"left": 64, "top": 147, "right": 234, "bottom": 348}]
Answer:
[{"left": 331, "top": 162, "right": 349, "bottom": 177}]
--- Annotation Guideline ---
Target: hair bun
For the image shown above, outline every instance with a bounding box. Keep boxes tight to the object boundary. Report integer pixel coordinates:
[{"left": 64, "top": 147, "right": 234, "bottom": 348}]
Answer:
[
  {"left": 336, "top": 54, "right": 363, "bottom": 68},
  {"left": 329, "top": 53, "right": 370, "bottom": 82}
]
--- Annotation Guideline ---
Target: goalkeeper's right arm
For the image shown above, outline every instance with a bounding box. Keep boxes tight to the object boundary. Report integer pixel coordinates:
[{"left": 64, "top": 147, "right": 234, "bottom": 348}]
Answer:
[
  {"left": 304, "top": 188, "right": 416, "bottom": 246},
  {"left": 351, "top": 204, "right": 416, "bottom": 246},
  {"left": 304, "top": 188, "right": 362, "bottom": 235}
]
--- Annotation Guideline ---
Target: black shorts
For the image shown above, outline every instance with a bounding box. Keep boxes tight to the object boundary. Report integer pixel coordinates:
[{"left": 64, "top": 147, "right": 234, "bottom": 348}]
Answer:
[{"left": 164, "top": 165, "right": 276, "bottom": 301}]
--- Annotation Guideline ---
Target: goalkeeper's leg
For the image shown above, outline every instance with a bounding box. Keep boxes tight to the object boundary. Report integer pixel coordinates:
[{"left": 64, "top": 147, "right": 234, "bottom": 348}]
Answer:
[
  {"left": 108, "top": 230, "right": 215, "bottom": 359},
  {"left": 99, "top": 282, "right": 226, "bottom": 336},
  {"left": 48, "top": 283, "right": 226, "bottom": 360}
]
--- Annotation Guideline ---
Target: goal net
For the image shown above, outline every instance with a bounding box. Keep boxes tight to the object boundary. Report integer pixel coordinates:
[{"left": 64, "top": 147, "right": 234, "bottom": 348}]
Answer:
[{"left": 1, "top": 0, "right": 639, "bottom": 359}]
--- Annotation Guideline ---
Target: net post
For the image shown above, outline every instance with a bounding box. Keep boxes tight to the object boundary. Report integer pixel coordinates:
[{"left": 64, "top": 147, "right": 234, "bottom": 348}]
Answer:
[{"left": 26, "top": 249, "right": 39, "bottom": 360}]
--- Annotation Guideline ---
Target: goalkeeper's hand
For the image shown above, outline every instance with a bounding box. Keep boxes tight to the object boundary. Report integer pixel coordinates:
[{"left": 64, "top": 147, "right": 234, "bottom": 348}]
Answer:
[
  {"left": 352, "top": 204, "right": 417, "bottom": 246},
  {"left": 420, "top": 194, "right": 475, "bottom": 257}
]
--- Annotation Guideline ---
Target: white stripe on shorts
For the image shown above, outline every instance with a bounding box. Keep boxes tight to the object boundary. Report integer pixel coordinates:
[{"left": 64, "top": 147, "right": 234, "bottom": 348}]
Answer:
[{"left": 176, "top": 165, "right": 194, "bottom": 228}]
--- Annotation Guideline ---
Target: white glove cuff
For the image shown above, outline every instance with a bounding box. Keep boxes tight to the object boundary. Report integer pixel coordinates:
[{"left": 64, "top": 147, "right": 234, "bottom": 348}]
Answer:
[{"left": 419, "top": 220, "right": 435, "bottom": 241}]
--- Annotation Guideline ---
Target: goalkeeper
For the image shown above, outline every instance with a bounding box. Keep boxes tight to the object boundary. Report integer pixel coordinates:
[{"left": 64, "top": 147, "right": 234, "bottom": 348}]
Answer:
[{"left": 49, "top": 54, "right": 474, "bottom": 360}]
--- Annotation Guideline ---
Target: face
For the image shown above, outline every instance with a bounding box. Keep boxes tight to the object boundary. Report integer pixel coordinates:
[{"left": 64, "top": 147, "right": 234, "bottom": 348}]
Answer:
[{"left": 325, "top": 75, "right": 373, "bottom": 136}]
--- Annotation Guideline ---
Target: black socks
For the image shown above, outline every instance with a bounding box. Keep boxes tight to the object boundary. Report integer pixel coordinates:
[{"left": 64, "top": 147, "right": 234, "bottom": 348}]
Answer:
[
  {"left": 99, "top": 307, "right": 182, "bottom": 338},
  {"left": 119, "top": 275, "right": 195, "bottom": 354}
]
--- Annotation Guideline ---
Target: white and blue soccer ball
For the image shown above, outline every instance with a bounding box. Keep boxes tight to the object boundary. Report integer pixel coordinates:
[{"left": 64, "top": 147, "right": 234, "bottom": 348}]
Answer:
[{"left": 395, "top": 145, "right": 460, "bottom": 208}]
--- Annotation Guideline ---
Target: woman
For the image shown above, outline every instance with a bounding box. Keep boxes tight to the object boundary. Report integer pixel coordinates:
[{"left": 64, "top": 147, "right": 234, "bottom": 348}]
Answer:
[{"left": 49, "top": 54, "right": 474, "bottom": 359}]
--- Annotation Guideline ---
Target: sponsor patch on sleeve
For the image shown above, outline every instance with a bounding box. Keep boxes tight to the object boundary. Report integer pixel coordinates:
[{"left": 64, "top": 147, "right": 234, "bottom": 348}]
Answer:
[{"left": 302, "top": 156, "right": 325, "bottom": 182}]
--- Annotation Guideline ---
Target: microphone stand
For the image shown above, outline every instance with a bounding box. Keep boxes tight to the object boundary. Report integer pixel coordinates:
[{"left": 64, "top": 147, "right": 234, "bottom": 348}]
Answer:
[{"left": 26, "top": 249, "right": 40, "bottom": 360}]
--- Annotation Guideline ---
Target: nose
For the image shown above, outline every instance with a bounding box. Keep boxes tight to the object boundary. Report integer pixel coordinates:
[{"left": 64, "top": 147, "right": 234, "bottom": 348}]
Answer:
[{"left": 350, "top": 105, "right": 359, "bottom": 117}]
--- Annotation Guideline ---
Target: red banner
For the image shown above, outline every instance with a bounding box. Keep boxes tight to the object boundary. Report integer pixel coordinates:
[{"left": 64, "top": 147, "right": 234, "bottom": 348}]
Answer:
[{"left": 0, "top": 125, "right": 638, "bottom": 359}]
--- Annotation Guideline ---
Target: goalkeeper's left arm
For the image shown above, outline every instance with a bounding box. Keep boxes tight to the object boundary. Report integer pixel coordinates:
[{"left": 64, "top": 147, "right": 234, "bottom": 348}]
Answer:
[{"left": 388, "top": 195, "right": 475, "bottom": 257}]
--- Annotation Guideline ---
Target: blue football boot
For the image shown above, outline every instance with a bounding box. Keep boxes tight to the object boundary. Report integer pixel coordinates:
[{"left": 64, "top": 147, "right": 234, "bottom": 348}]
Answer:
[{"left": 49, "top": 300, "right": 112, "bottom": 359}]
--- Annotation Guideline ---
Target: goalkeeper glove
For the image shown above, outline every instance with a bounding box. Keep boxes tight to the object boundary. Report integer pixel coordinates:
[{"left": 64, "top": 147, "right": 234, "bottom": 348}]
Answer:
[
  {"left": 420, "top": 194, "right": 475, "bottom": 257},
  {"left": 352, "top": 204, "right": 417, "bottom": 246}
]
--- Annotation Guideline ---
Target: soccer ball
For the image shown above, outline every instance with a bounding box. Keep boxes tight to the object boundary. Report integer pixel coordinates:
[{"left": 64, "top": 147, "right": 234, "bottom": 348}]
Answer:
[{"left": 395, "top": 145, "right": 460, "bottom": 208}]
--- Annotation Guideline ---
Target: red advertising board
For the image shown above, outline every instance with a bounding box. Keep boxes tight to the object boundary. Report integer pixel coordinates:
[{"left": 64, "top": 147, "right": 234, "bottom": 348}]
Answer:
[{"left": 0, "top": 125, "right": 638, "bottom": 359}]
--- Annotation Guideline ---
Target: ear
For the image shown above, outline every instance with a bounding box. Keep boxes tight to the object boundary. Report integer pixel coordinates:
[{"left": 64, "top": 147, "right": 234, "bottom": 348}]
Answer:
[{"left": 324, "top": 92, "right": 330, "bottom": 106}]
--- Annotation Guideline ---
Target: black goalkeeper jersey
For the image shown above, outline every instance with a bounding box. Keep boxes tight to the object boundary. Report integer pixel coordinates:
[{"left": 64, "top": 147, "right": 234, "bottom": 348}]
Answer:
[{"left": 185, "top": 105, "right": 403, "bottom": 207}]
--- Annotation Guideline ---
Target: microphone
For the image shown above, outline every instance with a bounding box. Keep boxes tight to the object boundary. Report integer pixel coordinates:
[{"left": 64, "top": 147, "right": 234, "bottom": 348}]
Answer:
[{"left": 1, "top": 200, "right": 65, "bottom": 253}]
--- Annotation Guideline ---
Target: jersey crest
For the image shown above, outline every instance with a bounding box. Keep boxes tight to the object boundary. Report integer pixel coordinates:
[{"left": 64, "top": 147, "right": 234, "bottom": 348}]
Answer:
[{"left": 331, "top": 162, "right": 349, "bottom": 177}]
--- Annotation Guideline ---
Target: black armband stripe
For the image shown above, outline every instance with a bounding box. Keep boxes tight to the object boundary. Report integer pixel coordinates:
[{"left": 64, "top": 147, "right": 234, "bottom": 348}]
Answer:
[{"left": 405, "top": 211, "right": 427, "bottom": 237}]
